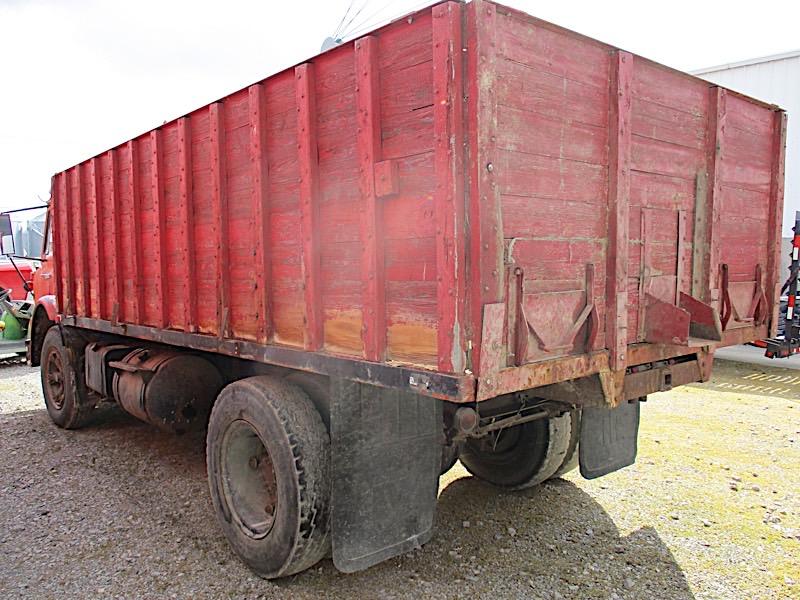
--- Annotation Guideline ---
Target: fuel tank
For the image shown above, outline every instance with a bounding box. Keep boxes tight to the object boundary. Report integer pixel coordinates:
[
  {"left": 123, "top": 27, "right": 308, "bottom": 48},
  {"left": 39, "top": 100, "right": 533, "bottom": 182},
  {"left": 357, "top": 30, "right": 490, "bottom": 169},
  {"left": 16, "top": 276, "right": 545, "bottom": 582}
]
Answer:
[{"left": 111, "top": 348, "right": 223, "bottom": 433}]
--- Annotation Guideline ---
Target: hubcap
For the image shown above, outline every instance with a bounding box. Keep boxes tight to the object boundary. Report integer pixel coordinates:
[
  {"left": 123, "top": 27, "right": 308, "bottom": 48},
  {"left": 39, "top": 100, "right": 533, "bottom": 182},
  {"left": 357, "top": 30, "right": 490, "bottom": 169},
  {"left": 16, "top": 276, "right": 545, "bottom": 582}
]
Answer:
[
  {"left": 44, "top": 348, "right": 66, "bottom": 411},
  {"left": 221, "top": 420, "right": 278, "bottom": 539}
]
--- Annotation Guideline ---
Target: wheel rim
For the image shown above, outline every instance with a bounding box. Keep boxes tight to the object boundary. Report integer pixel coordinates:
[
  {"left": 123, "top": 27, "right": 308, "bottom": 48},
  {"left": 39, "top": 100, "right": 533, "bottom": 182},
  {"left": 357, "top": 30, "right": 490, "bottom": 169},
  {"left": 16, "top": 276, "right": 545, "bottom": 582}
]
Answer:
[
  {"left": 221, "top": 419, "right": 278, "bottom": 540},
  {"left": 44, "top": 348, "right": 66, "bottom": 411}
]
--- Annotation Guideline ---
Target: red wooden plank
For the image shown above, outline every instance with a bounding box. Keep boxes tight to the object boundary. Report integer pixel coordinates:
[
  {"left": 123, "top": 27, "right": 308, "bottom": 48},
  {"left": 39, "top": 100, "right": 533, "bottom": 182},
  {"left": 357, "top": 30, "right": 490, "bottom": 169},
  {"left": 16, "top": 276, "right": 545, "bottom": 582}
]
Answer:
[
  {"left": 295, "top": 63, "right": 323, "bottom": 351},
  {"left": 150, "top": 130, "right": 168, "bottom": 328},
  {"left": 433, "top": 1, "right": 466, "bottom": 374},
  {"left": 60, "top": 171, "right": 74, "bottom": 313},
  {"left": 89, "top": 157, "right": 105, "bottom": 319},
  {"left": 76, "top": 163, "right": 90, "bottom": 315},
  {"left": 676, "top": 209, "right": 687, "bottom": 304},
  {"left": 605, "top": 50, "right": 633, "bottom": 372},
  {"left": 355, "top": 36, "right": 386, "bottom": 361},
  {"left": 107, "top": 149, "right": 123, "bottom": 324},
  {"left": 249, "top": 83, "right": 272, "bottom": 343},
  {"left": 177, "top": 117, "right": 197, "bottom": 332},
  {"left": 767, "top": 110, "right": 788, "bottom": 336},
  {"left": 209, "top": 103, "right": 231, "bottom": 338},
  {"left": 494, "top": 6, "right": 610, "bottom": 89},
  {"left": 51, "top": 173, "right": 66, "bottom": 312},
  {"left": 706, "top": 87, "right": 727, "bottom": 305},
  {"left": 127, "top": 139, "right": 143, "bottom": 322},
  {"left": 466, "top": 0, "right": 502, "bottom": 376},
  {"left": 494, "top": 58, "right": 610, "bottom": 129},
  {"left": 496, "top": 104, "right": 608, "bottom": 165}
]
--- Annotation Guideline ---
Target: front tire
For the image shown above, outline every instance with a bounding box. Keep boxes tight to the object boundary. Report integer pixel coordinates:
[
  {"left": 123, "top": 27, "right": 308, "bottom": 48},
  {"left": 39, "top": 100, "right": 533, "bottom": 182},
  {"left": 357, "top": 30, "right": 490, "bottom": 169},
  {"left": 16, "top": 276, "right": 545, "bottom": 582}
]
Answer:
[
  {"left": 40, "top": 327, "right": 96, "bottom": 429},
  {"left": 207, "top": 376, "right": 330, "bottom": 579}
]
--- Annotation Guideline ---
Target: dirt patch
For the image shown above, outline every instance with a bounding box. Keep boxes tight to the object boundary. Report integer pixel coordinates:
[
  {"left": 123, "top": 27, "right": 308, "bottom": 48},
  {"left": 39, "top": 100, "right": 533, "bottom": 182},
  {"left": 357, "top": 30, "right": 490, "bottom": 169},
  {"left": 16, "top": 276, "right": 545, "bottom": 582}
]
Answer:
[{"left": 0, "top": 358, "right": 797, "bottom": 599}]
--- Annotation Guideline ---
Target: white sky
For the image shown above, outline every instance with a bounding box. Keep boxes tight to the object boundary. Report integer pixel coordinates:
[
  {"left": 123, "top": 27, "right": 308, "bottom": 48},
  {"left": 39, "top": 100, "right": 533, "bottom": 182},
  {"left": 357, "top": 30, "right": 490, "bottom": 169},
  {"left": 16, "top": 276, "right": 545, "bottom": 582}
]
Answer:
[{"left": 1, "top": 0, "right": 799, "bottom": 233}]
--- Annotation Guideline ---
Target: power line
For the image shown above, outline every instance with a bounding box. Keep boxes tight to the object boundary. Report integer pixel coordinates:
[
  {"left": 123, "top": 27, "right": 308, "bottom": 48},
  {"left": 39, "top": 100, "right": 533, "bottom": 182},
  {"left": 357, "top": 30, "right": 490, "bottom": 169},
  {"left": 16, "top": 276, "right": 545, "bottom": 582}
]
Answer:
[
  {"left": 341, "top": 0, "right": 436, "bottom": 41},
  {"left": 339, "top": 0, "right": 372, "bottom": 40},
  {"left": 339, "top": 0, "right": 405, "bottom": 40},
  {"left": 332, "top": 0, "right": 357, "bottom": 39}
]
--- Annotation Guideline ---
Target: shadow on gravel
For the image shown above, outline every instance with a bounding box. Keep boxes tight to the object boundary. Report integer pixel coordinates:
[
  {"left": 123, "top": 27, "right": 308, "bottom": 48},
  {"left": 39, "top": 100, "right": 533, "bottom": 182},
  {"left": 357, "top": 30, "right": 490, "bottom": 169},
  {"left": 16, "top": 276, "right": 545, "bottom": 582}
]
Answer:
[
  {"left": 2, "top": 404, "right": 696, "bottom": 599},
  {"left": 277, "top": 475, "right": 697, "bottom": 599}
]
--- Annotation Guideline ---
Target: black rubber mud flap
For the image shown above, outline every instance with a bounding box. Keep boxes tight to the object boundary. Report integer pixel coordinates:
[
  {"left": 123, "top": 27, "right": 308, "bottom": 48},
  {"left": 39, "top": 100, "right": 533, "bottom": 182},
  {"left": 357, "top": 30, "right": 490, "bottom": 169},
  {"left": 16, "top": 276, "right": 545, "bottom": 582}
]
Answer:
[
  {"left": 579, "top": 400, "right": 640, "bottom": 479},
  {"left": 330, "top": 379, "right": 441, "bottom": 573}
]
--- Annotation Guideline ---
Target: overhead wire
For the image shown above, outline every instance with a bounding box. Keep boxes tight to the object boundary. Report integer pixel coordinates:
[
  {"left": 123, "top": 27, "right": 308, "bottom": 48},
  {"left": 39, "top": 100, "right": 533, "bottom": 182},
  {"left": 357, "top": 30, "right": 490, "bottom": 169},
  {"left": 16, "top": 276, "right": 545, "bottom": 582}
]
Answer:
[
  {"left": 338, "top": 0, "right": 372, "bottom": 40},
  {"left": 340, "top": 0, "right": 437, "bottom": 41},
  {"left": 332, "top": 0, "right": 357, "bottom": 39},
  {"left": 337, "top": 0, "right": 405, "bottom": 40}
]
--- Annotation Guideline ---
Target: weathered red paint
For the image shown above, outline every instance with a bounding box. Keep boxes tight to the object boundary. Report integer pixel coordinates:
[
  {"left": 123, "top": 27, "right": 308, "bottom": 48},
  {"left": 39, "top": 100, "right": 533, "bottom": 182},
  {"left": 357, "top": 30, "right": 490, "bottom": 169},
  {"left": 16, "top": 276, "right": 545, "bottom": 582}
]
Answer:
[
  {"left": 107, "top": 148, "right": 123, "bottom": 324},
  {"left": 209, "top": 103, "right": 230, "bottom": 338},
  {"left": 177, "top": 117, "right": 198, "bottom": 332},
  {"left": 295, "top": 64, "right": 323, "bottom": 352},
  {"left": 247, "top": 85, "right": 271, "bottom": 343},
  {"left": 606, "top": 50, "right": 632, "bottom": 372},
  {"left": 36, "top": 295, "right": 58, "bottom": 322},
  {"left": 127, "top": 139, "right": 143, "bottom": 323},
  {"left": 433, "top": 1, "right": 466, "bottom": 373},
  {"left": 355, "top": 36, "right": 386, "bottom": 362},
  {"left": 49, "top": 0, "right": 786, "bottom": 404},
  {"left": 767, "top": 111, "right": 788, "bottom": 336},
  {"left": 150, "top": 129, "right": 168, "bottom": 329}
]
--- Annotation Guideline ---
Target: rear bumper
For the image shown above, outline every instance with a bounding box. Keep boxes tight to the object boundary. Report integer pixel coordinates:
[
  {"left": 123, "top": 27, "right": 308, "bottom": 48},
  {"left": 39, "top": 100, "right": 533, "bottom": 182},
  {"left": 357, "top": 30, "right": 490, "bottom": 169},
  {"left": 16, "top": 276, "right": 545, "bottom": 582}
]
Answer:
[{"left": 475, "top": 324, "right": 766, "bottom": 405}]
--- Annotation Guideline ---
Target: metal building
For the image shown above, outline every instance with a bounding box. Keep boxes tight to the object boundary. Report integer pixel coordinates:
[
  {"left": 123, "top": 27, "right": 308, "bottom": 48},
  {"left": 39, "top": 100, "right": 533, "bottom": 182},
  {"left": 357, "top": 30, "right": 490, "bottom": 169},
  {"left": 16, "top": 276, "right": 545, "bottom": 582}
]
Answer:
[{"left": 693, "top": 50, "right": 800, "bottom": 243}]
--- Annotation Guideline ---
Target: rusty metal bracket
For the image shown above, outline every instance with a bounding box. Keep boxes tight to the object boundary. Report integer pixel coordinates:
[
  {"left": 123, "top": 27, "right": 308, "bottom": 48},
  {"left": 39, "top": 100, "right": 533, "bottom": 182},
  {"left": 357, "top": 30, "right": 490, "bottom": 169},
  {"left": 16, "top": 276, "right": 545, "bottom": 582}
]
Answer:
[
  {"left": 720, "top": 263, "right": 732, "bottom": 330},
  {"left": 643, "top": 293, "right": 691, "bottom": 345},
  {"left": 679, "top": 292, "right": 723, "bottom": 341},
  {"left": 748, "top": 264, "right": 768, "bottom": 326},
  {"left": 720, "top": 263, "right": 768, "bottom": 329},
  {"left": 518, "top": 263, "right": 598, "bottom": 356}
]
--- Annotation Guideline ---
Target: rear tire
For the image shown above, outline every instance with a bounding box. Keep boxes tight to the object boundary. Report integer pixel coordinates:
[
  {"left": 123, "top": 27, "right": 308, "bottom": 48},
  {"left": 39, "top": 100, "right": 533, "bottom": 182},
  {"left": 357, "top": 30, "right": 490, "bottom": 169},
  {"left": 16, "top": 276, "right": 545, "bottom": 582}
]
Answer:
[
  {"left": 40, "top": 327, "right": 96, "bottom": 429},
  {"left": 207, "top": 376, "right": 330, "bottom": 579},
  {"left": 459, "top": 411, "right": 573, "bottom": 490},
  {"left": 552, "top": 409, "right": 581, "bottom": 478},
  {"left": 440, "top": 442, "right": 459, "bottom": 475}
]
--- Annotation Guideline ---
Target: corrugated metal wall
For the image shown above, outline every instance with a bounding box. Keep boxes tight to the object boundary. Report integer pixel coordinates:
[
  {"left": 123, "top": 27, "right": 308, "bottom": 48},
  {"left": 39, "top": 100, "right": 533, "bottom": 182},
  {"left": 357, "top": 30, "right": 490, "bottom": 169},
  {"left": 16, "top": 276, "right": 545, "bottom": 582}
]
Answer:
[{"left": 694, "top": 52, "right": 800, "bottom": 237}]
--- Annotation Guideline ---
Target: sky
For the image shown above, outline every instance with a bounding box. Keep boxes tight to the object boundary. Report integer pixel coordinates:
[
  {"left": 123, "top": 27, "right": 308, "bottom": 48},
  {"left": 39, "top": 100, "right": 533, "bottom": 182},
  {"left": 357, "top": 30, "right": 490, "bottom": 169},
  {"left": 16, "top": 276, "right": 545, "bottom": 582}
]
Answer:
[{"left": 1, "top": 0, "right": 799, "bottom": 233}]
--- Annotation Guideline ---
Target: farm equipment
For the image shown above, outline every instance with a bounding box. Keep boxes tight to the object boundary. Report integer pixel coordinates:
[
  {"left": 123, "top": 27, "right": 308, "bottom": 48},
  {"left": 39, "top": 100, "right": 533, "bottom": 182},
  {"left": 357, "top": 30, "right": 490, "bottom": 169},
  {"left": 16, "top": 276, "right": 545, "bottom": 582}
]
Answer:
[
  {"left": 765, "top": 211, "right": 800, "bottom": 358},
  {"left": 0, "top": 213, "right": 34, "bottom": 357},
  {"left": 28, "top": 0, "right": 789, "bottom": 579}
]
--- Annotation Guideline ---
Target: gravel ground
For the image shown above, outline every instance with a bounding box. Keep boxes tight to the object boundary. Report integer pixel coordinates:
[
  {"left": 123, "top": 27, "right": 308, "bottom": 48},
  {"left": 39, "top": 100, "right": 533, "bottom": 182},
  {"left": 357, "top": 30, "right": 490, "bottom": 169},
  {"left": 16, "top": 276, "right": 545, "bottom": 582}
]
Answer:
[{"left": 0, "top": 358, "right": 798, "bottom": 599}]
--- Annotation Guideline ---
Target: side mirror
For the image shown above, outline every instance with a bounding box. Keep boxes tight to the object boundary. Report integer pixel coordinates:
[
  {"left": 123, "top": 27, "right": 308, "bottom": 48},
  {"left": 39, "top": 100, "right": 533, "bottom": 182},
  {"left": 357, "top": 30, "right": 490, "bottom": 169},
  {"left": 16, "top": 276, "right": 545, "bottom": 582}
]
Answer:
[{"left": 0, "top": 213, "right": 14, "bottom": 256}]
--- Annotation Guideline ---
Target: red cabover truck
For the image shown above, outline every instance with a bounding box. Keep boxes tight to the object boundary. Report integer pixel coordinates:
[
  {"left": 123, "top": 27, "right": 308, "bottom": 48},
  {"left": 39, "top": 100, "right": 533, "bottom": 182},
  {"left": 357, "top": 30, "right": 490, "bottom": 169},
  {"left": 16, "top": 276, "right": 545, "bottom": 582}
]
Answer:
[{"left": 29, "top": 0, "right": 787, "bottom": 578}]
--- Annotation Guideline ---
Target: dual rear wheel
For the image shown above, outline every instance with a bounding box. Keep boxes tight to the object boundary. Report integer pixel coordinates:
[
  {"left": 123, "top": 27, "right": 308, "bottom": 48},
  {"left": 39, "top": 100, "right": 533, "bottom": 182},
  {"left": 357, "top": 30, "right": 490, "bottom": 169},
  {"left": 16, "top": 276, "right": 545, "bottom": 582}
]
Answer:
[
  {"left": 458, "top": 410, "right": 580, "bottom": 489},
  {"left": 208, "top": 382, "right": 579, "bottom": 578}
]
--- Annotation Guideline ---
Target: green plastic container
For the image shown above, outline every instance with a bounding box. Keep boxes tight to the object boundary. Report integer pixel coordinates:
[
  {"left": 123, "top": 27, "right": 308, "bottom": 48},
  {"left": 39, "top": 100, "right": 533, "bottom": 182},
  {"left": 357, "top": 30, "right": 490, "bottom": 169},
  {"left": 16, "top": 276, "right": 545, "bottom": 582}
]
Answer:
[{"left": 0, "top": 310, "right": 24, "bottom": 340}]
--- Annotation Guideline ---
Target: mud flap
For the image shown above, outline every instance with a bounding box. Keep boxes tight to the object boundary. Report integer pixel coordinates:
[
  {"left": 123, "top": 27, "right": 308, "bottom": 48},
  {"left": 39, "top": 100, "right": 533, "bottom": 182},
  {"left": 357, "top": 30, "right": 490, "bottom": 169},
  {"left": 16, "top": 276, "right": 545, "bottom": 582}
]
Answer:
[
  {"left": 579, "top": 400, "right": 640, "bottom": 479},
  {"left": 330, "top": 379, "right": 441, "bottom": 573}
]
